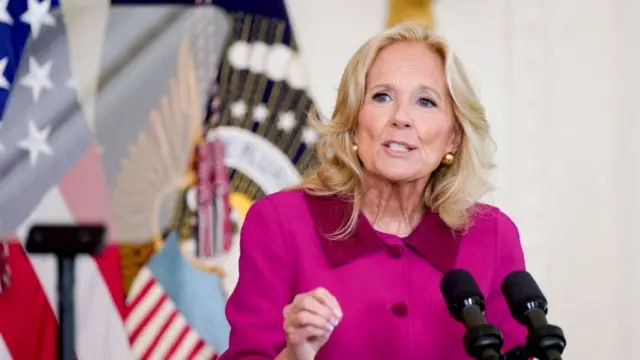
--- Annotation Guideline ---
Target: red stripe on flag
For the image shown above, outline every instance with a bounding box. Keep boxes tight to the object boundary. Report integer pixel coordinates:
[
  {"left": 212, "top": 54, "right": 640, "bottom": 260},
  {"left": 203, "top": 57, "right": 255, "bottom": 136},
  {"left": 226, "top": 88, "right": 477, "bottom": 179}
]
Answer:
[
  {"left": 57, "top": 144, "right": 126, "bottom": 318},
  {"left": 91, "top": 244, "right": 126, "bottom": 316},
  {"left": 186, "top": 339, "right": 206, "bottom": 359},
  {"left": 126, "top": 276, "right": 155, "bottom": 314},
  {"left": 129, "top": 294, "right": 168, "bottom": 343},
  {"left": 0, "top": 241, "right": 57, "bottom": 360},
  {"left": 140, "top": 311, "right": 179, "bottom": 360},
  {"left": 162, "top": 323, "right": 190, "bottom": 359}
]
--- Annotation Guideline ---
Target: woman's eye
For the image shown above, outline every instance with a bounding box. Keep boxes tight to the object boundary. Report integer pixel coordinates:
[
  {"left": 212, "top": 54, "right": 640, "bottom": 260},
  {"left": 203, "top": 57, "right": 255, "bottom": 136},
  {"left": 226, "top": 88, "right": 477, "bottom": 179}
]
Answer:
[
  {"left": 418, "top": 97, "right": 436, "bottom": 108},
  {"left": 372, "top": 92, "right": 391, "bottom": 102}
]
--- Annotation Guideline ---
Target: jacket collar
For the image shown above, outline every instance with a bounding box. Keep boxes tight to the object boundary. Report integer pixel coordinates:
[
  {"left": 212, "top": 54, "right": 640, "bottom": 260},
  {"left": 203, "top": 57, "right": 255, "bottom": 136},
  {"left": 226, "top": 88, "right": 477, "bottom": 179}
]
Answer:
[{"left": 303, "top": 192, "right": 459, "bottom": 272}]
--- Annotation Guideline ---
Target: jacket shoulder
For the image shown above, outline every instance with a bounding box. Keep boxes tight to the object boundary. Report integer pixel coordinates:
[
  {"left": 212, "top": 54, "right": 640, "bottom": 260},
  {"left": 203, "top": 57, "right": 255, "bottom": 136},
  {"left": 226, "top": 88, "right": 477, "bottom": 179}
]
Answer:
[
  {"left": 470, "top": 203, "right": 518, "bottom": 230},
  {"left": 255, "top": 188, "right": 307, "bottom": 211}
]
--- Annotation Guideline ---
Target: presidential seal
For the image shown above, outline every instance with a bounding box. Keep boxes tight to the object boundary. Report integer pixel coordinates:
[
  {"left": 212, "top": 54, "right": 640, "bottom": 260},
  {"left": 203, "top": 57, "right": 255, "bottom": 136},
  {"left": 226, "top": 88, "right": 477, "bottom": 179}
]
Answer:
[{"left": 165, "top": 10, "right": 320, "bottom": 298}]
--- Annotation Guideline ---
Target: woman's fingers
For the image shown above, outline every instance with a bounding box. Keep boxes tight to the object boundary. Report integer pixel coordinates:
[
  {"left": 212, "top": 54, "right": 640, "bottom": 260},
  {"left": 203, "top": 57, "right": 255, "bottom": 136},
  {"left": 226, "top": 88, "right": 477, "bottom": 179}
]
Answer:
[
  {"left": 282, "top": 287, "right": 343, "bottom": 347},
  {"left": 310, "top": 287, "right": 343, "bottom": 320}
]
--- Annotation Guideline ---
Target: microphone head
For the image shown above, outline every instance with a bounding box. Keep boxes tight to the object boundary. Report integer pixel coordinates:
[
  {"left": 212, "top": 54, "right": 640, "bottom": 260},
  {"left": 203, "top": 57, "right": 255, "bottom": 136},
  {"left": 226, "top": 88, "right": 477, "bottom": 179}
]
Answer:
[
  {"left": 501, "top": 270, "right": 548, "bottom": 325},
  {"left": 440, "top": 269, "right": 485, "bottom": 321}
]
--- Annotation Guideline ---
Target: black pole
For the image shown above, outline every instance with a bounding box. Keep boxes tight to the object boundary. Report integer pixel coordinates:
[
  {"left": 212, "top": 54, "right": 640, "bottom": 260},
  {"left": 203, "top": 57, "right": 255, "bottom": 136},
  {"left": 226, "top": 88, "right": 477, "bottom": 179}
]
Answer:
[
  {"left": 24, "top": 224, "right": 108, "bottom": 360},
  {"left": 57, "top": 256, "right": 76, "bottom": 360}
]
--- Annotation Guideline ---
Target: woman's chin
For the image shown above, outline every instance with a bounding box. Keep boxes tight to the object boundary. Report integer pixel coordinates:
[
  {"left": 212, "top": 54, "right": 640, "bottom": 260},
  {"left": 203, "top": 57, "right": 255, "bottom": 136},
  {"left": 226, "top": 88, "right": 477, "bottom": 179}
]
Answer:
[{"left": 376, "top": 169, "right": 420, "bottom": 183}]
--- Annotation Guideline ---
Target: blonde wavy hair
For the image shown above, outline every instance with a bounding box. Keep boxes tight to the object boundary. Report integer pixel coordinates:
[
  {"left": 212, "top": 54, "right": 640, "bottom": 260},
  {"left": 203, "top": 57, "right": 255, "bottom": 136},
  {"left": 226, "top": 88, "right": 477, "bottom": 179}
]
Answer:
[{"left": 294, "top": 21, "right": 495, "bottom": 237}]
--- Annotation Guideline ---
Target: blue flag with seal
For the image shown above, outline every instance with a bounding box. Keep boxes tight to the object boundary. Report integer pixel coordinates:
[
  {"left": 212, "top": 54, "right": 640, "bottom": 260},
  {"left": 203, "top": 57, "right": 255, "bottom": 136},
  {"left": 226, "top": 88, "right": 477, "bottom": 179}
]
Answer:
[{"left": 119, "top": 0, "right": 320, "bottom": 358}]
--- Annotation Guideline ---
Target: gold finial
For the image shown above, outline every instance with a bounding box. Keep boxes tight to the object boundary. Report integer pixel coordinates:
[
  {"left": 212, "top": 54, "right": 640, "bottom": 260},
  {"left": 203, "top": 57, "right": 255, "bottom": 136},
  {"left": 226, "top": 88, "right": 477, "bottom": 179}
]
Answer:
[{"left": 387, "top": 0, "right": 435, "bottom": 29}]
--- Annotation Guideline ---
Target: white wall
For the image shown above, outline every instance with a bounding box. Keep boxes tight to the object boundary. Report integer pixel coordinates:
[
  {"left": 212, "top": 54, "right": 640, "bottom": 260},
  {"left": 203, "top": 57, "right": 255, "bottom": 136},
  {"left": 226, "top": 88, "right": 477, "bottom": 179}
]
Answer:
[
  {"left": 617, "top": 0, "right": 640, "bottom": 356},
  {"left": 286, "top": 0, "right": 640, "bottom": 358}
]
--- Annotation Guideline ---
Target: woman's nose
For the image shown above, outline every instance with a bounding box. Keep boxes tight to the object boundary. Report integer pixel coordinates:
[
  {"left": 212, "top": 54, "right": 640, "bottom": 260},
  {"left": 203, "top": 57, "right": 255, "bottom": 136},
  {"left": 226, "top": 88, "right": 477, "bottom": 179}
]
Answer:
[{"left": 391, "top": 106, "right": 412, "bottom": 128}]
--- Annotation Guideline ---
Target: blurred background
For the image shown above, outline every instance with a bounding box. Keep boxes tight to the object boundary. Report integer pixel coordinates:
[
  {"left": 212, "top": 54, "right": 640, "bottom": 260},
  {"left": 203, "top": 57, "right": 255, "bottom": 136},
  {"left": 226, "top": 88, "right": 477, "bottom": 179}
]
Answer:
[{"left": 0, "top": 0, "right": 638, "bottom": 359}]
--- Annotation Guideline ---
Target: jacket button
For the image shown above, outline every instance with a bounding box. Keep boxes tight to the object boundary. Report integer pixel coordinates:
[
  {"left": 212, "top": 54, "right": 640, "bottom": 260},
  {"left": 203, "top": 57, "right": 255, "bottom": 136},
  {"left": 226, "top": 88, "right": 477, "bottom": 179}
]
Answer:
[
  {"left": 386, "top": 244, "right": 404, "bottom": 259},
  {"left": 390, "top": 301, "right": 408, "bottom": 317}
]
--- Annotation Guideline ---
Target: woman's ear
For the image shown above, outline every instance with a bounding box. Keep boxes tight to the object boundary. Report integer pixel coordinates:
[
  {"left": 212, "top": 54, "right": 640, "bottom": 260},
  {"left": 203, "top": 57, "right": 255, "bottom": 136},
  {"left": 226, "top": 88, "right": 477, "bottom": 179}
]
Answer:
[{"left": 447, "top": 122, "right": 463, "bottom": 153}]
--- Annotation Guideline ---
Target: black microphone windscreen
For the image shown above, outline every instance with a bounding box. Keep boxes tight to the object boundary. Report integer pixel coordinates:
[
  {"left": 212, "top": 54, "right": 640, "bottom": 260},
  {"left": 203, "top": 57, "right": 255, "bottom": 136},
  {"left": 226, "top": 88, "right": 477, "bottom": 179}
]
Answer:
[
  {"left": 501, "top": 270, "right": 547, "bottom": 306},
  {"left": 441, "top": 269, "right": 484, "bottom": 306}
]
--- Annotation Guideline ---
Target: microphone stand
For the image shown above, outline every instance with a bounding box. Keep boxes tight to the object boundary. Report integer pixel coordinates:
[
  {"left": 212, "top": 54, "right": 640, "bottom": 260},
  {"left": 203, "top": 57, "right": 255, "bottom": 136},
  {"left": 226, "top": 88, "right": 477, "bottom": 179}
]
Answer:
[
  {"left": 24, "top": 224, "right": 107, "bottom": 360},
  {"left": 501, "top": 345, "right": 528, "bottom": 360},
  {"left": 501, "top": 336, "right": 564, "bottom": 360},
  {"left": 463, "top": 323, "right": 504, "bottom": 360},
  {"left": 57, "top": 255, "right": 77, "bottom": 360},
  {"left": 498, "top": 324, "right": 565, "bottom": 360},
  {"left": 525, "top": 323, "right": 565, "bottom": 360}
]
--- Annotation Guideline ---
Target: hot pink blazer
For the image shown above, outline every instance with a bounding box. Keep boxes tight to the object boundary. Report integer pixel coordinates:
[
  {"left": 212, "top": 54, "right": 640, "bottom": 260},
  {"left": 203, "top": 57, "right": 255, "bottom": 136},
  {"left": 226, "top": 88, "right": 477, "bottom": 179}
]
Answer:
[{"left": 219, "top": 189, "right": 527, "bottom": 359}]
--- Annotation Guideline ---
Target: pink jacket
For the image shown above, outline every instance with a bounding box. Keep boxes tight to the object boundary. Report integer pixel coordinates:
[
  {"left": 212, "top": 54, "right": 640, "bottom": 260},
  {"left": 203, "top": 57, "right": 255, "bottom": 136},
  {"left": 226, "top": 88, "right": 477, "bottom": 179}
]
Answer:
[{"left": 219, "top": 189, "right": 527, "bottom": 359}]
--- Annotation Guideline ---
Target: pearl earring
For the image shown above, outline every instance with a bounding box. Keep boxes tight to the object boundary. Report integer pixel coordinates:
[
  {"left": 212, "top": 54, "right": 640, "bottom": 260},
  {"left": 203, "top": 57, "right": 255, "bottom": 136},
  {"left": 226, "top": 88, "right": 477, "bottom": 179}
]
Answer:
[
  {"left": 352, "top": 144, "right": 358, "bottom": 152},
  {"left": 442, "top": 152, "right": 455, "bottom": 166}
]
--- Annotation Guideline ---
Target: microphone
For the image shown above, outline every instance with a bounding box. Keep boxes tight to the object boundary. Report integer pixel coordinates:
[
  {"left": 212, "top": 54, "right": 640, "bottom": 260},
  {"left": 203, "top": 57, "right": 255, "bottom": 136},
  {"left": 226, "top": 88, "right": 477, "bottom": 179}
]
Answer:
[
  {"left": 501, "top": 271, "right": 567, "bottom": 360},
  {"left": 441, "top": 269, "right": 504, "bottom": 360}
]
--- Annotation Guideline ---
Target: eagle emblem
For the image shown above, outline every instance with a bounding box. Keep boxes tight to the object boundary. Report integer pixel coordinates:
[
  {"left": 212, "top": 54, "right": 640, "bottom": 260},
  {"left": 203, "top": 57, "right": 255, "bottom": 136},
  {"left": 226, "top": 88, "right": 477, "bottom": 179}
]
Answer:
[{"left": 113, "top": 9, "right": 319, "bottom": 297}]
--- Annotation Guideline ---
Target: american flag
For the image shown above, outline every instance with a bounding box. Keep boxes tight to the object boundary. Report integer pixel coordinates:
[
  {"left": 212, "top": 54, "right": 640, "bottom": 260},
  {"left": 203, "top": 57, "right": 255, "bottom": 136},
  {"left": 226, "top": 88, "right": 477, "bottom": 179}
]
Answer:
[
  {"left": 0, "top": 1, "right": 132, "bottom": 359},
  {"left": 124, "top": 235, "right": 223, "bottom": 359}
]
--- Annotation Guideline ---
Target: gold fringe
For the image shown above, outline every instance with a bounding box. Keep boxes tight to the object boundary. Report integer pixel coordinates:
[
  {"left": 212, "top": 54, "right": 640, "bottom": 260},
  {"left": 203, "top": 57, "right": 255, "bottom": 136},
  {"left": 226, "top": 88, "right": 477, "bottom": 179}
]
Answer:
[
  {"left": 387, "top": 0, "right": 435, "bottom": 29},
  {"left": 119, "top": 243, "right": 156, "bottom": 295}
]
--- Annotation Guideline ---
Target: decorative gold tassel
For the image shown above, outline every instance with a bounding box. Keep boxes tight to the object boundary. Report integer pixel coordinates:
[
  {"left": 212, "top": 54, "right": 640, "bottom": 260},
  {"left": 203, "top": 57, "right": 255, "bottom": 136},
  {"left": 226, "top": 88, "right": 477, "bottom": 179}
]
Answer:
[{"left": 387, "top": 0, "right": 435, "bottom": 29}]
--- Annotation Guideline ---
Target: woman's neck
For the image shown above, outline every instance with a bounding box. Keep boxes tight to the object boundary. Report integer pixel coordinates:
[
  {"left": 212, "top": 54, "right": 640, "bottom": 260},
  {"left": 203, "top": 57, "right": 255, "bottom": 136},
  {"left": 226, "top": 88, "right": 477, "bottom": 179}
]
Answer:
[{"left": 360, "top": 177, "right": 427, "bottom": 237}]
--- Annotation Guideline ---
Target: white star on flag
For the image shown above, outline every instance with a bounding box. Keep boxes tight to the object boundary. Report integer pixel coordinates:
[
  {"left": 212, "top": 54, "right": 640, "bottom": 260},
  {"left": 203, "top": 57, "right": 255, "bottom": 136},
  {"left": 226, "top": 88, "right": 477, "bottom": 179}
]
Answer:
[
  {"left": 277, "top": 111, "right": 297, "bottom": 133},
  {"left": 20, "top": 0, "right": 56, "bottom": 39},
  {"left": 0, "top": 0, "right": 12, "bottom": 26},
  {"left": 16, "top": 120, "right": 53, "bottom": 166},
  {"left": 230, "top": 100, "right": 246, "bottom": 119},
  {"left": 301, "top": 126, "right": 319, "bottom": 146},
  {"left": 253, "top": 104, "right": 269, "bottom": 123},
  {"left": 0, "top": 57, "right": 9, "bottom": 90},
  {"left": 19, "top": 56, "right": 54, "bottom": 103}
]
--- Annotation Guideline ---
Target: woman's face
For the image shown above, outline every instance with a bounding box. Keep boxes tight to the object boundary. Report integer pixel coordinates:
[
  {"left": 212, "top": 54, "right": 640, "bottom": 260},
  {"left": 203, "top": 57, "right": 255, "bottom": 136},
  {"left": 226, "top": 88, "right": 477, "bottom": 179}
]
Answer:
[{"left": 355, "top": 41, "right": 458, "bottom": 184}]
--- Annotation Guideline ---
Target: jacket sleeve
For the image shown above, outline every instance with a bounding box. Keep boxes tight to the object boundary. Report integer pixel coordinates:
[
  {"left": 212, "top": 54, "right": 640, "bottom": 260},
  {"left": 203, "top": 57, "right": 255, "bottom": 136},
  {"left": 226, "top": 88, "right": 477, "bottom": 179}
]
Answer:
[
  {"left": 219, "top": 196, "right": 293, "bottom": 359},
  {"left": 484, "top": 210, "right": 529, "bottom": 355}
]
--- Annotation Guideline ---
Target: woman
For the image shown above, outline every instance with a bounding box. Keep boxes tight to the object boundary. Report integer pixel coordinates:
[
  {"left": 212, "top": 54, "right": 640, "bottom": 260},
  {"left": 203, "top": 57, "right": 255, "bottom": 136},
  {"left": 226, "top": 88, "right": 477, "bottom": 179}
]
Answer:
[{"left": 219, "top": 21, "right": 527, "bottom": 359}]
